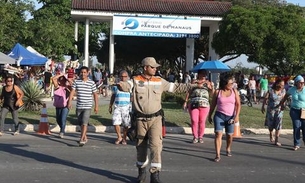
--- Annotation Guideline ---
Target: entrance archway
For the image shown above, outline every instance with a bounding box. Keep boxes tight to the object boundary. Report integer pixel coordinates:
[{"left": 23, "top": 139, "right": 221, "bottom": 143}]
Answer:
[{"left": 71, "top": 0, "right": 232, "bottom": 73}]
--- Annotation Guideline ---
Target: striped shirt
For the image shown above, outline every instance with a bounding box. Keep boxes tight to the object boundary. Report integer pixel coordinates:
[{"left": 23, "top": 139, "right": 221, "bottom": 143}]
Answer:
[
  {"left": 72, "top": 79, "right": 97, "bottom": 109},
  {"left": 112, "top": 86, "right": 131, "bottom": 106}
]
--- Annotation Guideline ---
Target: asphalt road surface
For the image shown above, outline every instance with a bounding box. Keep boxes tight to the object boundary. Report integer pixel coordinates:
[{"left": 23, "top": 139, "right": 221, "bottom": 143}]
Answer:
[{"left": 0, "top": 132, "right": 304, "bottom": 183}]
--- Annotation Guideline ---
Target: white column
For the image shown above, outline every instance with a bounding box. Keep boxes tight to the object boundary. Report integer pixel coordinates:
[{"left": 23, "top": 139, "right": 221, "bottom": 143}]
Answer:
[
  {"left": 109, "top": 21, "right": 115, "bottom": 74},
  {"left": 74, "top": 21, "right": 78, "bottom": 50},
  {"left": 209, "top": 23, "right": 220, "bottom": 88},
  {"left": 84, "top": 18, "right": 90, "bottom": 67},
  {"left": 209, "top": 23, "right": 219, "bottom": 61},
  {"left": 186, "top": 38, "right": 194, "bottom": 73}
]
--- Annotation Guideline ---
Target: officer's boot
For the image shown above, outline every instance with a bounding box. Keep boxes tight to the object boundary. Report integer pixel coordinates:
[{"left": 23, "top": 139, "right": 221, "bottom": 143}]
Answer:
[
  {"left": 137, "top": 167, "right": 146, "bottom": 183},
  {"left": 150, "top": 171, "right": 162, "bottom": 183}
]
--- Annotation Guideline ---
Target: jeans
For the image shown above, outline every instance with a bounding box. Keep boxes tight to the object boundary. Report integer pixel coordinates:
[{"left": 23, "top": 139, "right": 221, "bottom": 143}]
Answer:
[
  {"left": 289, "top": 108, "right": 305, "bottom": 147},
  {"left": 56, "top": 107, "right": 69, "bottom": 133},
  {"left": 213, "top": 111, "right": 234, "bottom": 135},
  {"left": 0, "top": 107, "right": 19, "bottom": 132}
]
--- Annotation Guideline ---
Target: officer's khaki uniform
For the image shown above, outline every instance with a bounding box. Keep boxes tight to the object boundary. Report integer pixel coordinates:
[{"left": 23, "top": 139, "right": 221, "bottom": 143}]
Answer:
[{"left": 121, "top": 74, "right": 190, "bottom": 173}]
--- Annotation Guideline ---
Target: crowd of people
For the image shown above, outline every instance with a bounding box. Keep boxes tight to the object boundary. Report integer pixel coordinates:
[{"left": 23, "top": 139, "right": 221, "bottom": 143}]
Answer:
[{"left": 0, "top": 58, "right": 305, "bottom": 183}]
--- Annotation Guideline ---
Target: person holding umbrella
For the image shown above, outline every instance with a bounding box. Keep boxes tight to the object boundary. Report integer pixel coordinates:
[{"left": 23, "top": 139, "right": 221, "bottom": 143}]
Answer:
[{"left": 183, "top": 69, "right": 214, "bottom": 143}]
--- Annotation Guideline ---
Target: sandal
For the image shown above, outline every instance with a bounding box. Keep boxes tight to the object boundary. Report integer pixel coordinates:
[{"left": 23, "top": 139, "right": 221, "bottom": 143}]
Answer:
[
  {"left": 78, "top": 140, "right": 86, "bottom": 147},
  {"left": 275, "top": 142, "right": 282, "bottom": 147},
  {"left": 122, "top": 139, "right": 127, "bottom": 145},
  {"left": 199, "top": 138, "right": 204, "bottom": 143},
  {"left": 226, "top": 151, "right": 232, "bottom": 157},
  {"left": 214, "top": 157, "right": 221, "bottom": 162},
  {"left": 269, "top": 134, "right": 275, "bottom": 142},
  {"left": 192, "top": 138, "right": 199, "bottom": 144},
  {"left": 115, "top": 138, "right": 123, "bottom": 145}
]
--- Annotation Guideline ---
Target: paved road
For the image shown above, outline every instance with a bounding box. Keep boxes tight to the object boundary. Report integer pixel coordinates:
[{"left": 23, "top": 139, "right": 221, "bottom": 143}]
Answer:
[{"left": 0, "top": 133, "right": 304, "bottom": 183}]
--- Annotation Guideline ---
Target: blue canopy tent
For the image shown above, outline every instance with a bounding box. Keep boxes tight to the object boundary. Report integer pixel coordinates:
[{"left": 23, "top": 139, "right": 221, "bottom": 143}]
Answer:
[{"left": 8, "top": 43, "right": 47, "bottom": 66}]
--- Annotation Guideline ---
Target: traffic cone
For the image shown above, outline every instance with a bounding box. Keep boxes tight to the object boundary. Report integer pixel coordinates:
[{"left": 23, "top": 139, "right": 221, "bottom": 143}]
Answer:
[
  {"left": 37, "top": 103, "right": 51, "bottom": 135},
  {"left": 233, "top": 121, "right": 242, "bottom": 138}
]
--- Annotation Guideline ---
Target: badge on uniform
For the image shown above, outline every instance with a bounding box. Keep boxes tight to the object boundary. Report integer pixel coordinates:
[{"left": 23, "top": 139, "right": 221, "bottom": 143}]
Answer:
[{"left": 138, "top": 81, "right": 144, "bottom": 87}]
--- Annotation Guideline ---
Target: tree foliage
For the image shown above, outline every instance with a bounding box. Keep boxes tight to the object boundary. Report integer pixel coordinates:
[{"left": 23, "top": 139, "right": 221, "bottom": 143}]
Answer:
[
  {"left": 0, "top": 0, "right": 34, "bottom": 52},
  {"left": 27, "top": 0, "right": 108, "bottom": 61},
  {"left": 0, "top": 0, "right": 108, "bottom": 61},
  {"left": 230, "top": 0, "right": 288, "bottom": 6},
  {"left": 212, "top": 4, "right": 305, "bottom": 75},
  {"left": 26, "top": 0, "right": 74, "bottom": 60}
]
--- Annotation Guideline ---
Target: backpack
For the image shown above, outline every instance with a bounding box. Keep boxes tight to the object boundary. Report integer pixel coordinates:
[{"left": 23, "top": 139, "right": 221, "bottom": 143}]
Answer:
[{"left": 53, "top": 86, "right": 69, "bottom": 108}]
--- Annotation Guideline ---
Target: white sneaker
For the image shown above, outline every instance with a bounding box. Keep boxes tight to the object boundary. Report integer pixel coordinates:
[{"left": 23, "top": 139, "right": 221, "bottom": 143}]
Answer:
[
  {"left": 79, "top": 140, "right": 85, "bottom": 147},
  {"left": 13, "top": 131, "right": 19, "bottom": 136},
  {"left": 59, "top": 133, "right": 64, "bottom": 138}
]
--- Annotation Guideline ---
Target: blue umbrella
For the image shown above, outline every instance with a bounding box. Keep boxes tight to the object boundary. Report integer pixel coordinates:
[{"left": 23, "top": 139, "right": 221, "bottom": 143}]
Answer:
[{"left": 192, "top": 60, "right": 230, "bottom": 73}]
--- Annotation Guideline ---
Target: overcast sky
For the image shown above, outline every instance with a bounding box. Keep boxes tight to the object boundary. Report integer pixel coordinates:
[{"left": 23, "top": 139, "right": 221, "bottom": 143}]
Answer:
[{"left": 286, "top": 0, "right": 305, "bottom": 6}]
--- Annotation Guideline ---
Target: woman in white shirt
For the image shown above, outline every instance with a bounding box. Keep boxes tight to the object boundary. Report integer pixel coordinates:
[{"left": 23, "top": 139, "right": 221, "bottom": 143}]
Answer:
[{"left": 249, "top": 75, "right": 257, "bottom": 104}]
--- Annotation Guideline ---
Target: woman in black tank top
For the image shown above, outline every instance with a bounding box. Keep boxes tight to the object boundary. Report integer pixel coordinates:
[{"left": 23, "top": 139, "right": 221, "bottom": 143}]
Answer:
[
  {"left": 0, "top": 74, "right": 24, "bottom": 136},
  {"left": 2, "top": 84, "right": 18, "bottom": 111}
]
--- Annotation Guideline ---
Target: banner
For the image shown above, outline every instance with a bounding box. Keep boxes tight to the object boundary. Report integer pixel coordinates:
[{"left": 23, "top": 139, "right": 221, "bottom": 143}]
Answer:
[{"left": 113, "top": 15, "right": 201, "bottom": 38}]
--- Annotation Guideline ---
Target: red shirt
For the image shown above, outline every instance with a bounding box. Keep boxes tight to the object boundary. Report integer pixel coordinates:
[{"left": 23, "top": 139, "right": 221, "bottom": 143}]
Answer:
[{"left": 67, "top": 68, "right": 74, "bottom": 79}]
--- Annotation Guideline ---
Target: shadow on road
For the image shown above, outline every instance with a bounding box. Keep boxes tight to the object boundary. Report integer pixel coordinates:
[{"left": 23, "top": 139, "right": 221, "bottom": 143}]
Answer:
[{"left": 0, "top": 142, "right": 136, "bottom": 183}]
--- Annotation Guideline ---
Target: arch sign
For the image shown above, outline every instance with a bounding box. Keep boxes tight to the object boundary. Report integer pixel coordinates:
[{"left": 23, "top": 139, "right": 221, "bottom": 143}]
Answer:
[{"left": 113, "top": 14, "right": 201, "bottom": 38}]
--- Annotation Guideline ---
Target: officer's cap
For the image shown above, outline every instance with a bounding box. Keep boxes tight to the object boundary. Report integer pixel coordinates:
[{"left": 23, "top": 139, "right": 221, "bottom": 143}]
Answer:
[{"left": 141, "top": 57, "right": 161, "bottom": 68}]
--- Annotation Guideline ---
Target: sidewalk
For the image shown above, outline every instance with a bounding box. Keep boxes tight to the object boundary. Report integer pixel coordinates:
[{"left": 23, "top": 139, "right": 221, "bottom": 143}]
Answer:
[
  {"left": 23, "top": 97, "right": 292, "bottom": 135},
  {"left": 2, "top": 123, "right": 293, "bottom": 135}
]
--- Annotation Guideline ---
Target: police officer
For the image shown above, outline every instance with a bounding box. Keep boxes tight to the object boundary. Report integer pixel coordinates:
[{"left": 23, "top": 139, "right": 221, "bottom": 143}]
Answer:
[{"left": 118, "top": 57, "right": 192, "bottom": 183}]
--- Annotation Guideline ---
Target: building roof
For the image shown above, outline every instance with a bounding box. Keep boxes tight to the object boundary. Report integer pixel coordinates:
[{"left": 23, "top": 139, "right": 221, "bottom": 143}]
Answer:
[{"left": 71, "top": 0, "right": 232, "bottom": 17}]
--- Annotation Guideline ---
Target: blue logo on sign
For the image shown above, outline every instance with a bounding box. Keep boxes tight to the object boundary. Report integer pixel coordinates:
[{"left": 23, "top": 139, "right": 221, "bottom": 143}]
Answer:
[{"left": 123, "top": 18, "right": 139, "bottom": 29}]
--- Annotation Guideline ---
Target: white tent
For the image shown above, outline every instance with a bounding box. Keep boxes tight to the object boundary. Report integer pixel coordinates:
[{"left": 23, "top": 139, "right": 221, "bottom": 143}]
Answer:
[
  {"left": 0, "top": 52, "right": 15, "bottom": 64},
  {"left": 26, "top": 46, "right": 52, "bottom": 70},
  {"left": 26, "top": 46, "right": 45, "bottom": 57}
]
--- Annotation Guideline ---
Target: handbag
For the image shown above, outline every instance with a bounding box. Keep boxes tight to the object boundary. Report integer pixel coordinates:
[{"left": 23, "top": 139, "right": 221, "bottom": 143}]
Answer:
[
  {"left": 300, "top": 108, "right": 305, "bottom": 119},
  {"left": 190, "top": 102, "right": 200, "bottom": 109}
]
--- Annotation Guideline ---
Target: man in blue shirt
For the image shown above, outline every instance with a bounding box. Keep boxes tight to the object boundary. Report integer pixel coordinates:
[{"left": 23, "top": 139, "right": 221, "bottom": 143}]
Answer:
[{"left": 109, "top": 70, "right": 132, "bottom": 145}]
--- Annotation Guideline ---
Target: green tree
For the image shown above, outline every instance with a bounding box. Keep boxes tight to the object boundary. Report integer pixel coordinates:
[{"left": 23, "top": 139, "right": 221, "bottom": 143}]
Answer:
[
  {"left": 230, "top": 0, "right": 287, "bottom": 6},
  {"left": 26, "top": 0, "right": 76, "bottom": 60},
  {"left": 259, "top": 5, "right": 305, "bottom": 75},
  {"left": 0, "top": 0, "right": 34, "bottom": 52},
  {"left": 27, "top": 0, "right": 108, "bottom": 61},
  {"left": 212, "top": 4, "right": 305, "bottom": 75}
]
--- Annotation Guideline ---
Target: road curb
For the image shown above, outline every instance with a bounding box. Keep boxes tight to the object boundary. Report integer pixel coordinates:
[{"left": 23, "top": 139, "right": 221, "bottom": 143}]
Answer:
[{"left": 2, "top": 124, "right": 293, "bottom": 135}]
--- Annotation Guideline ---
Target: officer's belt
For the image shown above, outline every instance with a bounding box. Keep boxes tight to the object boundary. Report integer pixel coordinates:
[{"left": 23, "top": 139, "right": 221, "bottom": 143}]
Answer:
[{"left": 135, "top": 109, "right": 162, "bottom": 118}]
